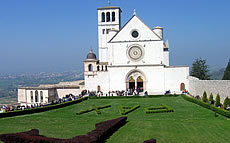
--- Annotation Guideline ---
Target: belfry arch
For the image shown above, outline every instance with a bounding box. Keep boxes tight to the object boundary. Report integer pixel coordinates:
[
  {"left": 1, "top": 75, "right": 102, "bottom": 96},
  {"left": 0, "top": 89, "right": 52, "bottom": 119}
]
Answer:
[{"left": 125, "top": 70, "right": 146, "bottom": 92}]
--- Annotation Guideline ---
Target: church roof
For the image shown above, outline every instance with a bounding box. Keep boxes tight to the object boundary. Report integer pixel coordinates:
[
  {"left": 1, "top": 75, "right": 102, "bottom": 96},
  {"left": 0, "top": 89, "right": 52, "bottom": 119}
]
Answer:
[
  {"left": 109, "top": 15, "right": 162, "bottom": 43},
  {"left": 97, "top": 6, "right": 121, "bottom": 11}
]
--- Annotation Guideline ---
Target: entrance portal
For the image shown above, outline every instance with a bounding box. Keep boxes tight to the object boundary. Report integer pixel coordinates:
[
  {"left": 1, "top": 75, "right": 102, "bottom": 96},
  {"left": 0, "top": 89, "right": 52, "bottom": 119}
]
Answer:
[{"left": 126, "top": 70, "right": 146, "bottom": 94}]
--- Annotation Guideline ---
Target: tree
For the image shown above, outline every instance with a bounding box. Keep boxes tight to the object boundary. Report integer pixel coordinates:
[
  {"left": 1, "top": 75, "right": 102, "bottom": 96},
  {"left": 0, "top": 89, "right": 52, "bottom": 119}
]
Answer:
[
  {"left": 191, "top": 57, "right": 211, "bottom": 80},
  {"left": 222, "top": 60, "right": 230, "bottom": 80},
  {"left": 223, "top": 97, "right": 230, "bottom": 109},
  {"left": 215, "top": 93, "right": 221, "bottom": 107},
  {"left": 202, "top": 91, "right": 208, "bottom": 102},
  {"left": 208, "top": 93, "right": 214, "bottom": 103}
]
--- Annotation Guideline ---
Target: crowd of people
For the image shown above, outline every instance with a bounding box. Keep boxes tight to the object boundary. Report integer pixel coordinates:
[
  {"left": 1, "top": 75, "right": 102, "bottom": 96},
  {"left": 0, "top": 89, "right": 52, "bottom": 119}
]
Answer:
[{"left": 0, "top": 94, "right": 84, "bottom": 114}]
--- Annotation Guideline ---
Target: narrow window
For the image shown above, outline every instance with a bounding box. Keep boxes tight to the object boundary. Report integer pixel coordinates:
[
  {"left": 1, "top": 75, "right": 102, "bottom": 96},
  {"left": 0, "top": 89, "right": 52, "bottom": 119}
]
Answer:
[
  {"left": 105, "top": 66, "right": 108, "bottom": 71},
  {"left": 101, "top": 12, "right": 105, "bottom": 22},
  {"left": 112, "top": 12, "right": 115, "bottom": 21},
  {"left": 106, "top": 29, "right": 110, "bottom": 34},
  {"left": 35, "top": 90, "right": 38, "bottom": 102},
  {"left": 40, "top": 91, "right": 43, "bottom": 103},
  {"left": 30, "top": 91, "right": 33, "bottom": 103},
  {"left": 101, "top": 65, "right": 104, "bottom": 71},
  {"left": 102, "top": 29, "right": 105, "bottom": 34},
  {"left": 106, "top": 12, "right": 110, "bottom": 22},
  {"left": 88, "top": 64, "right": 93, "bottom": 71}
]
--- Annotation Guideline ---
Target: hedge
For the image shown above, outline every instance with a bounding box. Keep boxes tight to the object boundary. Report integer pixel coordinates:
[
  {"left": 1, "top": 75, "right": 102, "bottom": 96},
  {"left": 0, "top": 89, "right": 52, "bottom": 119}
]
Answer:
[
  {"left": 89, "top": 94, "right": 179, "bottom": 99},
  {"left": 181, "top": 94, "right": 230, "bottom": 118},
  {"left": 0, "top": 116, "right": 128, "bottom": 143},
  {"left": 76, "top": 105, "right": 111, "bottom": 115},
  {"left": 0, "top": 97, "right": 88, "bottom": 118},
  {"left": 120, "top": 105, "right": 140, "bottom": 115},
  {"left": 144, "top": 104, "right": 174, "bottom": 114}
]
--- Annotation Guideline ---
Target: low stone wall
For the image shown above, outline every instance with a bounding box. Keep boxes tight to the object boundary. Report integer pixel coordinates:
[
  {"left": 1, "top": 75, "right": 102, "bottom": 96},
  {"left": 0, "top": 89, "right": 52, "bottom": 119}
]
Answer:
[{"left": 189, "top": 76, "right": 230, "bottom": 103}]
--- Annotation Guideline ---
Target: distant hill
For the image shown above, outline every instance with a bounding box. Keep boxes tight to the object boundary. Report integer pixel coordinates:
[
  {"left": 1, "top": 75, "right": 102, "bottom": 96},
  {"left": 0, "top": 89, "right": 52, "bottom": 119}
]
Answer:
[
  {"left": 0, "top": 70, "right": 83, "bottom": 105},
  {"left": 210, "top": 68, "right": 225, "bottom": 80}
]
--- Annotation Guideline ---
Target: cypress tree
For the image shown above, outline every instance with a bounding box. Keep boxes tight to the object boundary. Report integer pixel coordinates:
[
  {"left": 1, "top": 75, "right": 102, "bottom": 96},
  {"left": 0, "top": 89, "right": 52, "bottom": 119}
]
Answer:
[
  {"left": 222, "top": 60, "right": 230, "bottom": 80},
  {"left": 208, "top": 93, "right": 214, "bottom": 103},
  {"left": 223, "top": 97, "right": 230, "bottom": 109},
  {"left": 202, "top": 91, "right": 208, "bottom": 102},
  {"left": 215, "top": 93, "right": 221, "bottom": 107}
]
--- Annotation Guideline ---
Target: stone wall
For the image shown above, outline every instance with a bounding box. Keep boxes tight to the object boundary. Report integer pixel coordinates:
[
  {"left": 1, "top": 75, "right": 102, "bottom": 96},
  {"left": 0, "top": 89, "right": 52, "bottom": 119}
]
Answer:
[{"left": 189, "top": 76, "right": 230, "bottom": 103}]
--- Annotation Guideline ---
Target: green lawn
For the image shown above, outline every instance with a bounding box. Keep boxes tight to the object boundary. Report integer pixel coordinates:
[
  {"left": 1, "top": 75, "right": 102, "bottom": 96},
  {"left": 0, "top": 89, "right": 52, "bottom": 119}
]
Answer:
[{"left": 0, "top": 96, "right": 230, "bottom": 143}]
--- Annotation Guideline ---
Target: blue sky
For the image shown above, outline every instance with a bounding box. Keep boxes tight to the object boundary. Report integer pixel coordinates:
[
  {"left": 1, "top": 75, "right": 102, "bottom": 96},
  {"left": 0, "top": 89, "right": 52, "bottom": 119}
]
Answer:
[{"left": 0, "top": 0, "right": 230, "bottom": 73}]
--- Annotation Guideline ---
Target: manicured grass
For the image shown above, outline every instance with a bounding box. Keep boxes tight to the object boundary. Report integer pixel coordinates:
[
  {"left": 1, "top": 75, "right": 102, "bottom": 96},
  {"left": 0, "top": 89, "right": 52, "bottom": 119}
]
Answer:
[{"left": 0, "top": 96, "right": 230, "bottom": 143}]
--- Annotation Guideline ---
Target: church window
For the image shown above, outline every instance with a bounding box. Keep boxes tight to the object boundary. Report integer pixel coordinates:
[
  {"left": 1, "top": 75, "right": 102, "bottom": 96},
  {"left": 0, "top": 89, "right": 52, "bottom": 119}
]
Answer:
[
  {"left": 40, "top": 91, "right": 43, "bottom": 103},
  {"left": 105, "top": 66, "right": 108, "bottom": 71},
  {"left": 35, "top": 90, "right": 38, "bottom": 102},
  {"left": 106, "top": 12, "right": 110, "bottom": 22},
  {"left": 30, "top": 91, "right": 33, "bottom": 102},
  {"left": 112, "top": 12, "right": 115, "bottom": 21},
  {"left": 101, "top": 12, "right": 105, "bottom": 22},
  {"left": 102, "top": 29, "right": 105, "bottom": 34},
  {"left": 88, "top": 64, "right": 93, "bottom": 71},
  {"left": 132, "top": 30, "right": 139, "bottom": 38},
  {"left": 106, "top": 29, "right": 110, "bottom": 34},
  {"left": 97, "top": 65, "right": 100, "bottom": 71}
]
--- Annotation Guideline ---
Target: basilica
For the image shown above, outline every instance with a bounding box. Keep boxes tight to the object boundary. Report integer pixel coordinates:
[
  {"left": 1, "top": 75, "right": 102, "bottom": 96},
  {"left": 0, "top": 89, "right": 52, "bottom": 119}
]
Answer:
[
  {"left": 18, "top": 6, "right": 190, "bottom": 106},
  {"left": 84, "top": 6, "right": 189, "bottom": 95}
]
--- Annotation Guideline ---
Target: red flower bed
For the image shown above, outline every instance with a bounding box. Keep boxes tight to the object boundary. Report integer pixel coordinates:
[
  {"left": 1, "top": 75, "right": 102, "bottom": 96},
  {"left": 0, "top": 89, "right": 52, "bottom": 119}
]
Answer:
[{"left": 0, "top": 117, "right": 127, "bottom": 143}]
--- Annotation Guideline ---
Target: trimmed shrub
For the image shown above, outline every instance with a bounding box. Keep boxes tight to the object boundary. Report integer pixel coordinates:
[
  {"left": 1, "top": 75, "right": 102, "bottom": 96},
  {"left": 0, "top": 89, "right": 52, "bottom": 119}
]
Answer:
[
  {"left": 120, "top": 105, "right": 140, "bottom": 115},
  {"left": 0, "top": 117, "right": 128, "bottom": 143},
  {"left": 181, "top": 94, "right": 230, "bottom": 118},
  {"left": 223, "top": 97, "right": 230, "bottom": 109},
  {"left": 76, "top": 105, "right": 111, "bottom": 115},
  {"left": 208, "top": 93, "right": 214, "bottom": 103},
  {"left": 202, "top": 91, "right": 208, "bottom": 103},
  {"left": 144, "top": 138, "right": 157, "bottom": 143},
  {"left": 145, "top": 104, "right": 173, "bottom": 114},
  {"left": 0, "top": 97, "right": 88, "bottom": 118},
  {"left": 215, "top": 93, "right": 221, "bottom": 107}
]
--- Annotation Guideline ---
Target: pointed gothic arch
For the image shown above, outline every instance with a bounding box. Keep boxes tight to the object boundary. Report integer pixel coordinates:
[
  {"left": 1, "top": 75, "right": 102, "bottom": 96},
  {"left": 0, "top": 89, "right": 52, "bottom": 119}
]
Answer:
[{"left": 125, "top": 69, "right": 146, "bottom": 92}]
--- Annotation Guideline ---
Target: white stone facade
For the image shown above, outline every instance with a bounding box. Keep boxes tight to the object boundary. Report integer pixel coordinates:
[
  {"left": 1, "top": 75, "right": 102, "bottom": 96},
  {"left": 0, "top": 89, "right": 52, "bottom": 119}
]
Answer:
[
  {"left": 84, "top": 6, "right": 189, "bottom": 95},
  {"left": 18, "top": 80, "right": 84, "bottom": 106}
]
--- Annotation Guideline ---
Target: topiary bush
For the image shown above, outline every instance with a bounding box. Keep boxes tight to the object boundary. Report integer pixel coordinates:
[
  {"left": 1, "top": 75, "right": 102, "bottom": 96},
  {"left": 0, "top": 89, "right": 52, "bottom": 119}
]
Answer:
[
  {"left": 215, "top": 93, "right": 221, "bottom": 107},
  {"left": 208, "top": 93, "right": 214, "bottom": 104},
  {"left": 120, "top": 105, "right": 140, "bottom": 115},
  {"left": 144, "top": 104, "right": 174, "bottom": 114},
  {"left": 202, "top": 91, "right": 208, "bottom": 103},
  {"left": 223, "top": 97, "right": 230, "bottom": 109}
]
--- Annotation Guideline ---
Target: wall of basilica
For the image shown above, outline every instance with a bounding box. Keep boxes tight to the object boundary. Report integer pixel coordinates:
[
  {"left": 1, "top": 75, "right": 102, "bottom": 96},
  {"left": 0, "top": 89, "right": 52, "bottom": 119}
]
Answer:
[{"left": 189, "top": 76, "right": 230, "bottom": 103}]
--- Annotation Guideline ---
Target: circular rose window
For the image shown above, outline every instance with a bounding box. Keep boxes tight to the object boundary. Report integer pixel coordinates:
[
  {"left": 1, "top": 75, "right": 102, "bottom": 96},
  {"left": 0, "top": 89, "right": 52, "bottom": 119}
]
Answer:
[
  {"left": 131, "top": 30, "right": 139, "bottom": 38},
  {"left": 128, "top": 46, "right": 144, "bottom": 61}
]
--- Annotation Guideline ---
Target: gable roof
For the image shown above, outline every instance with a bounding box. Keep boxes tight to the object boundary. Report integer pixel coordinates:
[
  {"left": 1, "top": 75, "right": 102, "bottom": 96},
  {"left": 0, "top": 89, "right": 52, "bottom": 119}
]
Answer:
[{"left": 109, "top": 15, "right": 162, "bottom": 43}]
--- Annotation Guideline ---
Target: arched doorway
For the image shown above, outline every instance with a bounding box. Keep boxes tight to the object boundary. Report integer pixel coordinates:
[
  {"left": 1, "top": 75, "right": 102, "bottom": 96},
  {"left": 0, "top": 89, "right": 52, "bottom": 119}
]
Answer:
[
  {"left": 180, "top": 83, "right": 185, "bottom": 91},
  {"left": 137, "top": 76, "right": 143, "bottom": 92},
  {"left": 126, "top": 70, "right": 146, "bottom": 93},
  {"left": 97, "top": 85, "right": 101, "bottom": 92},
  {"left": 129, "top": 77, "right": 135, "bottom": 91}
]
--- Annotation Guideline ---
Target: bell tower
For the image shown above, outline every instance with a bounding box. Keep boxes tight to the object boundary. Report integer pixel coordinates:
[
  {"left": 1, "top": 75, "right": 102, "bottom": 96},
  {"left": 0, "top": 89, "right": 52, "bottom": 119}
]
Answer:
[{"left": 97, "top": 6, "right": 122, "bottom": 62}]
